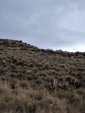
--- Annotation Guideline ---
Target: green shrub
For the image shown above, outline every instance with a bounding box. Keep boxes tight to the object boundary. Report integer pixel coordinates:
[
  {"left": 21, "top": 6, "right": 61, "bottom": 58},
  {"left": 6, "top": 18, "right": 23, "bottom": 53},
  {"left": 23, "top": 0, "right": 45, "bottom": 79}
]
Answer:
[{"left": 54, "top": 90, "right": 71, "bottom": 99}]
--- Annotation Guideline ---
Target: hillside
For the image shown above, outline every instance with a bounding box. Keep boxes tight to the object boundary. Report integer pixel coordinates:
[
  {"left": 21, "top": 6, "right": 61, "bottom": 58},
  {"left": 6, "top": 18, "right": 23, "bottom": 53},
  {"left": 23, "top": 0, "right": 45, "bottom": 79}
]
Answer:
[{"left": 0, "top": 39, "right": 85, "bottom": 113}]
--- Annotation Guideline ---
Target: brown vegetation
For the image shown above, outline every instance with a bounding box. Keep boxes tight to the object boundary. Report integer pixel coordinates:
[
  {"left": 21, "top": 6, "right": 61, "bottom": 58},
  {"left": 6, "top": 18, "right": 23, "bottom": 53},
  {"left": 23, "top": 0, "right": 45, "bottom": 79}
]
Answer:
[{"left": 0, "top": 39, "right": 85, "bottom": 113}]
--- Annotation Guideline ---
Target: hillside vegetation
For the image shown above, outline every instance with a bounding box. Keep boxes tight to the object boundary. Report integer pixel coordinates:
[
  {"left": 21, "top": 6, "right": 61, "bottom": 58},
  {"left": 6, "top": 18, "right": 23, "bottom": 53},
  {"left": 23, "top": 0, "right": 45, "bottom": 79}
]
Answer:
[{"left": 0, "top": 39, "right": 85, "bottom": 113}]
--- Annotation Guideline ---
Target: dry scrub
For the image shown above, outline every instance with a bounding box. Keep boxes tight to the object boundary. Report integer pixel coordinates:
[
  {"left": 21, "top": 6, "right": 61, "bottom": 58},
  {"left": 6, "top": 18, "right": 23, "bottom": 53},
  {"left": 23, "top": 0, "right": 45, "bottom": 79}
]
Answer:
[{"left": 0, "top": 39, "right": 85, "bottom": 113}]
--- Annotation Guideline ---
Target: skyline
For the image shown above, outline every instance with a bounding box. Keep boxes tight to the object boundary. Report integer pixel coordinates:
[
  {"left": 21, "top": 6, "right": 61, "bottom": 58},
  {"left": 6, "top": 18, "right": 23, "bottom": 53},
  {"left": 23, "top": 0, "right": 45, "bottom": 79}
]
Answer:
[{"left": 0, "top": 0, "right": 85, "bottom": 52}]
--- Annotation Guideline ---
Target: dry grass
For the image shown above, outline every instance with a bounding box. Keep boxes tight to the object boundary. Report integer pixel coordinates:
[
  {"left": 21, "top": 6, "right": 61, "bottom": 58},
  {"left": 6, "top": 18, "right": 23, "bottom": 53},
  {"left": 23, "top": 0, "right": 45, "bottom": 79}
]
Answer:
[
  {"left": 0, "top": 81, "right": 61, "bottom": 113},
  {"left": 0, "top": 81, "right": 85, "bottom": 113},
  {"left": 0, "top": 39, "right": 85, "bottom": 113}
]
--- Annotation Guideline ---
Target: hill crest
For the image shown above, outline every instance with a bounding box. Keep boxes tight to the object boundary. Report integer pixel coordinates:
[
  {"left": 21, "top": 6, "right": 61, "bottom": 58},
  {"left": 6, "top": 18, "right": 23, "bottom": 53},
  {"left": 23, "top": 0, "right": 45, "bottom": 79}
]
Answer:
[
  {"left": 0, "top": 39, "right": 85, "bottom": 58},
  {"left": 0, "top": 39, "right": 85, "bottom": 113}
]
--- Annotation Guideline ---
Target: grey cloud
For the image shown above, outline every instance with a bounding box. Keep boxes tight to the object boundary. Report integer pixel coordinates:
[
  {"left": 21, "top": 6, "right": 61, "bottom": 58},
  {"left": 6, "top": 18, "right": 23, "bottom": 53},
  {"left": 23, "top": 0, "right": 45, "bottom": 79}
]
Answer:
[{"left": 0, "top": 0, "right": 85, "bottom": 51}]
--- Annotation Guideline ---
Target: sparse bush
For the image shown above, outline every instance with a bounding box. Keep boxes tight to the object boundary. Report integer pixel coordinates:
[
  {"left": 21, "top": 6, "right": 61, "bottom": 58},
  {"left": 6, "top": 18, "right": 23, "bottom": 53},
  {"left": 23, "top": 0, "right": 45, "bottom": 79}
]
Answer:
[
  {"left": 19, "top": 80, "right": 32, "bottom": 90},
  {"left": 54, "top": 90, "right": 71, "bottom": 99},
  {"left": 0, "top": 39, "right": 85, "bottom": 113},
  {"left": 76, "top": 88, "right": 85, "bottom": 95}
]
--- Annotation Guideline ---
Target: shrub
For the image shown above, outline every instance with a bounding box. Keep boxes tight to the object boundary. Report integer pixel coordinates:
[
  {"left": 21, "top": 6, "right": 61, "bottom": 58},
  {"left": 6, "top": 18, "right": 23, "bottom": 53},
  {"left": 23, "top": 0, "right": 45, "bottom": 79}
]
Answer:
[
  {"left": 19, "top": 80, "right": 32, "bottom": 89},
  {"left": 54, "top": 90, "right": 71, "bottom": 99},
  {"left": 76, "top": 88, "right": 85, "bottom": 95}
]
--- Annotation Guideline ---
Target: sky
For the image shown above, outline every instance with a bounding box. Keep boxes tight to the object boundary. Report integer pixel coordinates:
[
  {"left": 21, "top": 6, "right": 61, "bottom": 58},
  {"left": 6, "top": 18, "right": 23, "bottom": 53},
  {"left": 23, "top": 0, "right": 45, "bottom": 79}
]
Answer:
[{"left": 0, "top": 0, "right": 85, "bottom": 52}]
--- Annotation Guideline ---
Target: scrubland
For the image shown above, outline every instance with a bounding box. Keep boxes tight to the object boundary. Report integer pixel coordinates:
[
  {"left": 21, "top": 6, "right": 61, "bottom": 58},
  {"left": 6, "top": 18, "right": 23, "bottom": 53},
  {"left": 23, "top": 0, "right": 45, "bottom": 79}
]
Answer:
[{"left": 0, "top": 39, "right": 85, "bottom": 113}]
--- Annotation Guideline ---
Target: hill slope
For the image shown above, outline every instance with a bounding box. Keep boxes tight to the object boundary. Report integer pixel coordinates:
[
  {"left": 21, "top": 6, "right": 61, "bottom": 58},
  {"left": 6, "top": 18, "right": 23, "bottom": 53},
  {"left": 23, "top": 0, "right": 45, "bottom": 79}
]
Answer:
[{"left": 0, "top": 39, "right": 85, "bottom": 113}]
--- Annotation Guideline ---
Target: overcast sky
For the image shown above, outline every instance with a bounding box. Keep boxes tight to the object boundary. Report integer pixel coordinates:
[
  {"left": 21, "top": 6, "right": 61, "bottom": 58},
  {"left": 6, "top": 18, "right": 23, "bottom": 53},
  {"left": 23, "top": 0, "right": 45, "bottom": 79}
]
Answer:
[{"left": 0, "top": 0, "right": 85, "bottom": 52}]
